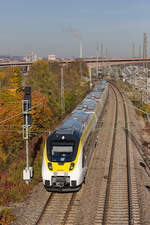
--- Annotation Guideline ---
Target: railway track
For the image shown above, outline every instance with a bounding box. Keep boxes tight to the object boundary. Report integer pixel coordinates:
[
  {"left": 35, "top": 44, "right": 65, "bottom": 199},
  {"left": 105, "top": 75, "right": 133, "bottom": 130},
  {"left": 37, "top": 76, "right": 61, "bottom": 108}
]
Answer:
[
  {"left": 94, "top": 83, "right": 141, "bottom": 225},
  {"left": 33, "top": 82, "right": 141, "bottom": 225},
  {"left": 34, "top": 89, "right": 109, "bottom": 225},
  {"left": 34, "top": 191, "right": 82, "bottom": 225}
]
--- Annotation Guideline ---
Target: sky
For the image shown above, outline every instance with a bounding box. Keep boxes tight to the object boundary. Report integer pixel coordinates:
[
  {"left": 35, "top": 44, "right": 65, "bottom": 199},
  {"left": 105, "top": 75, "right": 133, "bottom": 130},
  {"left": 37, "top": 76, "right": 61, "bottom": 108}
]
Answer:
[{"left": 0, "top": 0, "right": 150, "bottom": 58}]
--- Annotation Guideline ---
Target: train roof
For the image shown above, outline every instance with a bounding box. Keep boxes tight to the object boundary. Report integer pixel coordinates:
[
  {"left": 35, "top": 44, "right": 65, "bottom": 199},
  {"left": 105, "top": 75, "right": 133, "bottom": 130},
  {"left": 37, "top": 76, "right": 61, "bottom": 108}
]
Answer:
[
  {"left": 69, "top": 111, "right": 89, "bottom": 122},
  {"left": 49, "top": 80, "right": 108, "bottom": 138},
  {"left": 56, "top": 119, "right": 84, "bottom": 136}
]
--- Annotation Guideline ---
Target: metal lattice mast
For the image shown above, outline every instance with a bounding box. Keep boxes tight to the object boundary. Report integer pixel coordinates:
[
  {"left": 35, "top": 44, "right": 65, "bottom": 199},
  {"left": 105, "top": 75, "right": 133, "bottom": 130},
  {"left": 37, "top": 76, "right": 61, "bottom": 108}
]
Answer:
[
  {"left": 61, "top": 67, "right": 65, "bottom": 115},
  {"left": 22, "top": 87, "right": 33, "bottom": 184}
]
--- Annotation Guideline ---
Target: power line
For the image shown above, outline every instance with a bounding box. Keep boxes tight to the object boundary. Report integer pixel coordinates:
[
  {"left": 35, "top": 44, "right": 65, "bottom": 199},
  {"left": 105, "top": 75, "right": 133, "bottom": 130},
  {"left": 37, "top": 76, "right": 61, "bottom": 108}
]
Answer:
[
  {"left": 0, "top": 102, "right": 43, "bottom": 124},
  {"left": 0, "top": 124, "right": 45, "bottom": 127},
  {"left": 0, "top": 129, "right": 50, "bottom": 133},
  {"left": 0, "top": 129, "right": 22, "bottom": 133},
  {"left": 0, "top": 111, "right": 23, "bottom": 124}
]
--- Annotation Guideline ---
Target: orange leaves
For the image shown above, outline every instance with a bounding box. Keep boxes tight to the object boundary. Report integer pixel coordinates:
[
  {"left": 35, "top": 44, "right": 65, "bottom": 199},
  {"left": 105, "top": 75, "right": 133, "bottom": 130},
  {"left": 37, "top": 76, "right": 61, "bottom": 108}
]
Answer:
[{"left": 0, "top": 87, "right": 52, "bottom": 169}]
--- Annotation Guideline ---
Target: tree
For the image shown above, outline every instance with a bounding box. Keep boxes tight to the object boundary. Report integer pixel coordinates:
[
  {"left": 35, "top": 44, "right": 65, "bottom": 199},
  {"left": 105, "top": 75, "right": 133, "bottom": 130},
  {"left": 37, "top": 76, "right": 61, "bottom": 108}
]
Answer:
[
  {"left": 26, "top": 60, "right": 89, "bottom": 117},
  {"left": 0, "top": 67, "right": 23, "bottom": 93}
]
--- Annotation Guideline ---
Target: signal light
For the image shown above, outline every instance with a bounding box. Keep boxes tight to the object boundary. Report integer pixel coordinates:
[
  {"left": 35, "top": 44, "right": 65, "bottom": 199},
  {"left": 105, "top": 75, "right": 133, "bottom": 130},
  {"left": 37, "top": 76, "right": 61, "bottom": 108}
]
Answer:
[
  {"left": 23, "top": 86, "right": 32, "bottom": 126},
  {"left": 23, "top": 87, "right": 32, "bottom": 112}
]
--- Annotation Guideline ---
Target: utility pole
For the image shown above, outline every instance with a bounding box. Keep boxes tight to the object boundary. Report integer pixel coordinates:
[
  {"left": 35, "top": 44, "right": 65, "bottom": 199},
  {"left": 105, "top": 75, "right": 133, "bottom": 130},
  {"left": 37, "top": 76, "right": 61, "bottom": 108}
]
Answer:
[
  {"left": 101, "top": 43, "right": 103, "bottom": 58},
  {"left": 96, "top": 42, "right": 99, "bottom": 79},
  {"left": 89, "top": 65, "right": 92, "bottom": 89},
  {"left": 79, "top": 38, "right": 83, "bottom": 79},
  {"left": 139, "top": 44, "right": 142, "bottom": 58},
  {"left": 106, "top": 48, "right": 108, "bottom": 58},
  {"left": 143, "top": 32, "right": 147, "bottom": 59},
  {"left": 61, "top": 67, "right": 65, "bottom": 115},
  {"left": 132, "top": 43, "right": 135, "bottom": 58},
  {"left": 143, "top": 32, "right": 148, "bottom": 104},
  {"left": 22, "top": 87, "right": 33, "bottom": 184},
  {"left": 108, "top": 49, "right": 111, "bottom": 58}
]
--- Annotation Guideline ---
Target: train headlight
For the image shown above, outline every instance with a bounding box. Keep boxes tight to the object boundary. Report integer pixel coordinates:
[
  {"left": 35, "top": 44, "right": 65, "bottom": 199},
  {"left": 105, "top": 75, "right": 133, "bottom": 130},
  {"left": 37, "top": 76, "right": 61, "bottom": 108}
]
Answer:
[
  {"left": 48, "top": 162, "right": 53, "bottom": 171},
  {"left": 69, "top": 163, "right": 75, "bottom": 171}
]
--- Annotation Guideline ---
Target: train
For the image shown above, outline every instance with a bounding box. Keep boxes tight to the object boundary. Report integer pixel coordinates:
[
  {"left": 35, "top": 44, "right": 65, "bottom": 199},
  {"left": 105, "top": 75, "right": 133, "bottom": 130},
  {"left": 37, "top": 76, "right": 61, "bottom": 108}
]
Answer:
[{"left": 42, "top": 80, "right": 109, "bottom": 192}]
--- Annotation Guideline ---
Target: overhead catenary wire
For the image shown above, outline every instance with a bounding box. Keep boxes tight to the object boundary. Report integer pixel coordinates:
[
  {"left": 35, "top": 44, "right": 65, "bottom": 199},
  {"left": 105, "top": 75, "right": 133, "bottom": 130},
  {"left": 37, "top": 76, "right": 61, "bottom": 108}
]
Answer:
[
  {"left": 0, "top": 105, "right": 149, "bottom": 132},
  {"left": 0, "top": 126, "right": 145, "bottom": 133},
  {"left": 0, "top": 123, "right": 46, "bottom": 127},
  {"left": 0, "top": 102, "right": 43, "bottom": 124},
  {"left": 0, "top": 130, "right": 49, "bottom": 133}
]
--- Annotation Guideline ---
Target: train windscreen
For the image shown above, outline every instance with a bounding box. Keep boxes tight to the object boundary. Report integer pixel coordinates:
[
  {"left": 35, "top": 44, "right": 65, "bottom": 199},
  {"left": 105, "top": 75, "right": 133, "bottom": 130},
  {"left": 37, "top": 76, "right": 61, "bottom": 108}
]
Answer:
[{"left": 51, "top": 146, "right": 73, "bottom": 162}]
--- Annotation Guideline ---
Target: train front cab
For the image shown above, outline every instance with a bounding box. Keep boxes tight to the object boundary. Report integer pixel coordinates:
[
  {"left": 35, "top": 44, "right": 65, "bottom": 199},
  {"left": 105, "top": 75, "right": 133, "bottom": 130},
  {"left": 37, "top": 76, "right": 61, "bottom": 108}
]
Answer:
[{"left": 42, "top": 130, "right": 84, "bottom": 192}]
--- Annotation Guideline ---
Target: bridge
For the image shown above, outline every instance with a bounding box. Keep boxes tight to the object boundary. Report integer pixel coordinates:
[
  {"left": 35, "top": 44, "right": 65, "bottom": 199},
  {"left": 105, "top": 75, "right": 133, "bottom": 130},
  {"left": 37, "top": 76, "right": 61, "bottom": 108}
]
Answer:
[
  {"left": 0, "top": 61, "right": 32, "bottom": 75},
  {"left": 0, "top": 57, "right": 149, "bottom": 73},
  {"left": 58, "top": 57, "right": 150, "bottom": 67}
]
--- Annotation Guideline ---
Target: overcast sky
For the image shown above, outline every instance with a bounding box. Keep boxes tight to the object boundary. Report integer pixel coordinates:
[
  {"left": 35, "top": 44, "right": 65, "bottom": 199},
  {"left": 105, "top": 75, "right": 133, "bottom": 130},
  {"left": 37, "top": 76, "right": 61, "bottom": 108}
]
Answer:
[{"left": 0, "top": 0, "right": 150, "bottom": 58}]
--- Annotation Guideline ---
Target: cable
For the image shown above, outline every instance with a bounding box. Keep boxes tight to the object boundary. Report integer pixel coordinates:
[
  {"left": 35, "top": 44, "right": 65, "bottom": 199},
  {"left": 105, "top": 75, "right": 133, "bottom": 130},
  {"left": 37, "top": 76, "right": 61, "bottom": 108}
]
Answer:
[
  {"left": 0, "top": 123, "right": 45, "bottom": 127},
  {"left": 0, "top": 129, "right": 50, "bottom": 133},
  {"left": 0, "top": 111, "right": 23, "bottom": 124},
  {"left": 0, "top": 129, "right": 22, "bottom": 133},
  {"left": 0, "top": 102, "right": 43, "bottom": 124}
]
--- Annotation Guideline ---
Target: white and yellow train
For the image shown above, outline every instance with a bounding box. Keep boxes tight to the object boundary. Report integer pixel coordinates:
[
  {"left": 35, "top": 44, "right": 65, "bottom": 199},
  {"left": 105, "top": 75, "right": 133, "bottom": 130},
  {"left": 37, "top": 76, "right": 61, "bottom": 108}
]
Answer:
[{"left": 42, "top": 80, "right": 109, "bottom": 192}]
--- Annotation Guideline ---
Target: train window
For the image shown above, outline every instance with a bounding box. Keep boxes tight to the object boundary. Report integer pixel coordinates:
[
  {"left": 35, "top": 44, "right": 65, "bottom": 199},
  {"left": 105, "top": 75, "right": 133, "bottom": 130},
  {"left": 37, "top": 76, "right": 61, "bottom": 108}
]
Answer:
[
  {"left": 51, "top": 146, "right": 73, "bottom": 162},
  {"left": 47, "top": 137, "right": 80, "bottom": 162}
]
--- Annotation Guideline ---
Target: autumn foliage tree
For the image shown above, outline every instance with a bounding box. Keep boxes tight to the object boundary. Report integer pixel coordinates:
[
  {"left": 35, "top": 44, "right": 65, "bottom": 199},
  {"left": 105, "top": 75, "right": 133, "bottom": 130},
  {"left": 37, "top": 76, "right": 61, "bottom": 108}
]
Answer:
[
  {"left": 0, "top": 61, "right": 89, "bottom": 169},
  {"left": 0, "top": 66, "right": 23, "bottom": 94},
  {"left": 0, "top": 60, "right": 90, "bottom": 207},
  {"left": 26, "top": 60, "right": 89, "bottom": 117}
]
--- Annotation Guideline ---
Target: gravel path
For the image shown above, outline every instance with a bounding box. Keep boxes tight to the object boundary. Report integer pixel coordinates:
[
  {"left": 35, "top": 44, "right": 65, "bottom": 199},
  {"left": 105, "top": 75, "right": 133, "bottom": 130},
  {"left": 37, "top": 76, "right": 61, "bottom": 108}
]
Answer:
[{"left": 10, "top": 182, "right": 50, "bottom": 225}]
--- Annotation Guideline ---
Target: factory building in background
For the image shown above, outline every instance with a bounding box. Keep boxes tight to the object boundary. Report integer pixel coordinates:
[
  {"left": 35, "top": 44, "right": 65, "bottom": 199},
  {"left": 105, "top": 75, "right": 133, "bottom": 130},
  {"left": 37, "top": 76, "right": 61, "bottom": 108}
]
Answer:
[{"left": 48, "top": 55, "right": 56, "bottom": 61}]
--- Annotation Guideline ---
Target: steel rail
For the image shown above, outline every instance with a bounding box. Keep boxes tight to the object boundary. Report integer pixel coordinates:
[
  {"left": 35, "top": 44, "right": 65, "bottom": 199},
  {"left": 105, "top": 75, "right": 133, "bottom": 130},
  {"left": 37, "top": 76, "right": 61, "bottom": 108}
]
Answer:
[
  {"left": 61, "top": 193, "right": 77, "bottom": 225},
  {"left": 102, "top": 85, "right": 118, "bottom": 224},
  {"left": 110, "top": 82, "right": 133, "bottom": 225},
  {"left": 34, "top": 192, "right": 54, "bottom": 225},
  {"left": 101, "top": 82, "right": 133, "bottom": 225}
]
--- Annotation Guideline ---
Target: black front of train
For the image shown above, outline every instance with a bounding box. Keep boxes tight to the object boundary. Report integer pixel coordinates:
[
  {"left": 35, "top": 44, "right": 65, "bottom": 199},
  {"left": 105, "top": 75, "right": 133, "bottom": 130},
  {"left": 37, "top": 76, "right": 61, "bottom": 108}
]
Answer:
[{"left": 44, "top": 129, "right": 81, "bottom": 192}]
